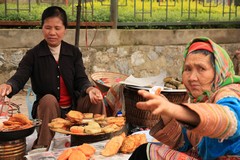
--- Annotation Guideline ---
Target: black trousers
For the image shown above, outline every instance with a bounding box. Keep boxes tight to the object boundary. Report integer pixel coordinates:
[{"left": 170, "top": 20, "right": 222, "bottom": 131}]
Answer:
[{"left": 129, "top": 143, "right": 148, "bottom": 160}]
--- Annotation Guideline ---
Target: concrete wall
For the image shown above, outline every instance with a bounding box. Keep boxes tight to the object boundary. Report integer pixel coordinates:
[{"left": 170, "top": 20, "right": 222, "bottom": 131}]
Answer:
[{"left": 0, "top": 29, "right": 239, "bottom": 84}]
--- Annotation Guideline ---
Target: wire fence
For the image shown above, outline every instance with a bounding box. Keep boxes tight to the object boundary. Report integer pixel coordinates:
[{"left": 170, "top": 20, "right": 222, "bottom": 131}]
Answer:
[{"left": 1, "top": 0, "right": 240, "bottom": 28}]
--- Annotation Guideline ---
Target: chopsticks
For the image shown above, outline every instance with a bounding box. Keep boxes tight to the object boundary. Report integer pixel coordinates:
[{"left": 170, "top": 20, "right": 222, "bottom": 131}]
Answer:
[{"left": 0, "top": 97, "right": 21, "bottom": 117}]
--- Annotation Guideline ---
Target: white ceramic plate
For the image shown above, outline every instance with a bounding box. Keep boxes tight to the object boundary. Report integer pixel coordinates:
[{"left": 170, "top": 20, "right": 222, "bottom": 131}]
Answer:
[{"left": 149, "top": 86, "right": 187, "bottom": 93}]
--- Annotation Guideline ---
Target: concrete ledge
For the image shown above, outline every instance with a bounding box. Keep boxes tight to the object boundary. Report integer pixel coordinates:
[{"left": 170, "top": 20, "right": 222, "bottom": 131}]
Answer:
[{"left": 0, "top": 29, "right": 239, "bottom": 49}]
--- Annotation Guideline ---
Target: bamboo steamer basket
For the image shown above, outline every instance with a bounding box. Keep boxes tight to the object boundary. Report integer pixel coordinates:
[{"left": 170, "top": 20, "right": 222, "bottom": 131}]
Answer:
[{"left": 91, "top": 72, "right": 128, "bottom": 93}]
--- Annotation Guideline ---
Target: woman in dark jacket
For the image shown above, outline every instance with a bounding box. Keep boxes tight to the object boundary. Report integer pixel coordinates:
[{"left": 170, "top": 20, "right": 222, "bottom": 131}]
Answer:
[{"left": 0, "top": 6, "right": 106, "bottom": 149}]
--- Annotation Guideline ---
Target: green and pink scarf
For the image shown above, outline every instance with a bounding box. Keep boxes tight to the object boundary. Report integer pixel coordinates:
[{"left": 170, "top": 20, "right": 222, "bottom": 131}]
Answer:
[{"left": 182, "top": 37, "right": 240, "bottom": 102}]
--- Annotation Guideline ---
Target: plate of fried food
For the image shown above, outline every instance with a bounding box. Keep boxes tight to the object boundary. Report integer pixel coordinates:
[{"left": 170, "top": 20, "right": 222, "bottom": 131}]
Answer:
[
  {"left": 0, "top": 113, "right": 42, "bottom": 141},
  {"left": 49, "top": 110, "right": 126, "bottom": 136}
]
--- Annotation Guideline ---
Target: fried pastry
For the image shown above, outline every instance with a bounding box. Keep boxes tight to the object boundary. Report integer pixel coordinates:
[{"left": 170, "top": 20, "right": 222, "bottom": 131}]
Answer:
[
  {"left": 84, "top": 125, "right": 102, "bottom": 134},
  {"left": 120, "top": 133, "right": 147, "bottom": 153},
  {"left": 83, "top": 113, "right": 93, "bottom": 119},
  {"left": 76, "top": 143, "right": 96, "bottom": 157},
  {"left": 3, "top": 120, "right": 22, "bottom": 126},
  {"left": 68, "top": 149, "right": 87, "bottom": 160},
  {"left": 137, "top": 133, "right": 147, "bottom": 145},
  {"left": 12, "top": 113, "right": 33, "bottom": 125},
  {"left": 48, "top": 121, "right": 66, "bottom": 129},
  {"left": 51, "top": 118, "right": 72, "bottom": 126},
  {"left": 48, "top": 118, "right": 72, "bottom": 129},
  {"left": 120, "top": 136, "right": 136, "bottom": 153},
  {"left": 70, "top": 126, "right": 84, "bottom": 134},
  {"left": 0, "top": 113, "right": 33, "bottom": 131},
  {"left": 1, "top": 124, "right": 21, "bottom": 131},
  {"left": 88, "top": 121, "right": 101, "bottom": 128},
  {"left": 66, "top": 110, "right": 83, "bottom": 123},
  {"left": 101, "top": 135, "right": 124, "bottom": 157},
  {"left": 102, "top": 124, "right": 120, "bottom": 133},
  {"left": 83, "top": 121, "right": 102, "bottom": 134},
  {"left": 93, "top": 114, "right": 105, "bottom": 121},
  {"left": 106, "top": 116, "right": 125, "bottom": 126},
  {"left": 57, "top": 148, "right": 73, "bottom": 160}
]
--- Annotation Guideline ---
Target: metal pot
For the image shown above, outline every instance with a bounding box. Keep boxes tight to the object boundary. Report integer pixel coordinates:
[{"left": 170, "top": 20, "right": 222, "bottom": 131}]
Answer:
[
  {"left": 0, "top": 138, "right": 26, "bottom": 160},
  {"left": 0, "top": 119, "right": 41, "bottom": 142}
]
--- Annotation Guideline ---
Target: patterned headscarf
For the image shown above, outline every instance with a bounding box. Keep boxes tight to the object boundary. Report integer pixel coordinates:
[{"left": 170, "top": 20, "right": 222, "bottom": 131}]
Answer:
[{"left": 182, "top": 37, "right": 240, "bottom": 102}]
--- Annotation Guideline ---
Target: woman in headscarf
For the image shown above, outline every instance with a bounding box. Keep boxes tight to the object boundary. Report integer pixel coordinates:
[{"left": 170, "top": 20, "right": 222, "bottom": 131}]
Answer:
[{"left": 129, "top": 37, "right": 240, "bottom": 160}]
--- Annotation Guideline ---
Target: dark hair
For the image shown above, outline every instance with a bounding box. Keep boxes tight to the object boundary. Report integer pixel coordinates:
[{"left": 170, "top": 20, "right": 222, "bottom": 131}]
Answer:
[
  {"left": 41, "top": 6, "right": 68, "bottom": 28},
  {"left": 189, "top": 49, "right": 215, "bottom": 69}
]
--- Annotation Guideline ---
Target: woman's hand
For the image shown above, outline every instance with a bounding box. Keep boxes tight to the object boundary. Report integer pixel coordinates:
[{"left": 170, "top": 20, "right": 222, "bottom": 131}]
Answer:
[
  {"left": 137, "top": 89, "right": 200, "bottom": 126},
  {"left": 87, "top": 87, "right": 103, "bottom": 104},
  {"left": 0, "top": 84, "right": 12, "bottom": 97},
  {"left": 136, "top": 90, "right": 174, "bottom": 116}
]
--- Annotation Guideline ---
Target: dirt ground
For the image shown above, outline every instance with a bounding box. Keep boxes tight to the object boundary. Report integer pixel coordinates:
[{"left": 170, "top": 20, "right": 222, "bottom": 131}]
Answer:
[{"left": 10, "top": 90, "right": 30, "bottom": 118}]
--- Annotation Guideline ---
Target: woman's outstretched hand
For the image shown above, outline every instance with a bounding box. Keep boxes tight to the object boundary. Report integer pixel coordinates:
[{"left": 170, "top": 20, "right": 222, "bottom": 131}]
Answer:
[
  {"left": 136, "top": 89, "right": 172, "bottom": 115},
  {"left": 137, "top": 90, "right": 200, "bottom": 126}
]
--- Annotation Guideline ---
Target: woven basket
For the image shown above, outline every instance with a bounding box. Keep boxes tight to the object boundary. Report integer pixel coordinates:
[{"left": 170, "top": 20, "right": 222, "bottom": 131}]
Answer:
[
  {"left": 91, "top": 72, "right": 128, "bottom": 93},
  {"left": 124, "top": 86, "right": 189, "bottom": 128}
]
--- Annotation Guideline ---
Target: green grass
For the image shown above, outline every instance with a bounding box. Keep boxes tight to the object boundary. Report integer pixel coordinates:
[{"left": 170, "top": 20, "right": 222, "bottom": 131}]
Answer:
[{"left": 0, "top": 0, "right": 239, "bottom": 29}]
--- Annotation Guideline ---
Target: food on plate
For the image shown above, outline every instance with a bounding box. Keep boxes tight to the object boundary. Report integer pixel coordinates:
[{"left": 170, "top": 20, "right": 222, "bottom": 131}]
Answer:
[
  {"left": 84, "top": 121, "right": 102, "bottom": 134},
  {"left": 84, "top": 126, "right": 102, "bottom": 134},
  {"left": 120, "top": 136, "right": 136, "bottom": 153},
  {"left": 52, "top": 118, "right": 71, "bottom": 124},
  {"left": 163, "top": 77, "right": 185, "bottom": 89},
  {"left": 68, "top": 149, "right": 86, "bottom": 160},
  {"left": 93, "top": 114, "right": 105, "bottom": 121},
  {"left": 163, "top": 77, "right": 181, "bottom": 86},
  {"left": 83, "top": 113, "right": 93, "bottom": 119},
  {"left": 165, "top": 83, "right": 177, "bottom": 89},
  {"left": 52, "top": 118, "right": 73, "bottom": 126},
  {"left": 57, "top": 143, "right": 95, "bottom": 160},
  {"left": 12, "top": 113, "right": 33, "bottom": 125},
  {"left": 178, "top": 83, "right": 186, "bottom": 89},
  {"left": 70, "top": 126, "right": 84, "bottom": 134},
  {"left": 95, "top": 119, "right": 108, "bottom": 126},
  {"left": 106, "top": 116, "right": 125, "bottom": 127},
  {"left": 120, "top": 133, "right": 147, "bottom": 153},
  {"left": 101, "top": 133, "right": 126, "bottom": 157},
  {"left": 102, "top": 124, "right": 120, "bottom": 133},
  {"left": 76, "top": 143, "right": 96, "bottom": 158},
  {"left": 137, "top": 133, "right": 148, "bottom": 144},
  {"left": 48, "top": 122, "right": 65, "bottom": 129},
  {"left": 66, "top": 110, "right": 83, "bottom": 123},
  {"left": 49, "top": 113, "right": 125, "bottom": 135},
  {"left": 57, "top": 148, "right": 73, "bottom": 160},
  {"left": 3, "top": 119, "right": 22, "bottom": 126},
  {"left": 48, "top": 118, "right": 72, "bottom": 129},
  {"left": 0, "top": 113, "right": 33, "bottom": 131}
]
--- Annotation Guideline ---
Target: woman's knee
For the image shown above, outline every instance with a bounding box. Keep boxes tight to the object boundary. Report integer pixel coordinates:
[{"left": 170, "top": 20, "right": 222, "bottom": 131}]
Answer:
[{"left": 38, "top": 94, "right": 58, "bottom": 111}]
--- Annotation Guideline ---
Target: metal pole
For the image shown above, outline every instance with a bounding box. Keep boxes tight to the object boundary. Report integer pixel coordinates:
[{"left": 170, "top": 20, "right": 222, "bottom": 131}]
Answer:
[
  {"left": 5, "top": 0, "right": 7, "bottom": 16},
  {"left": 110, "top": 0, "right": 118, "bottom": 29},
  {"left": 75, "top": 0, "right": 81, "bottom": 47}
]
